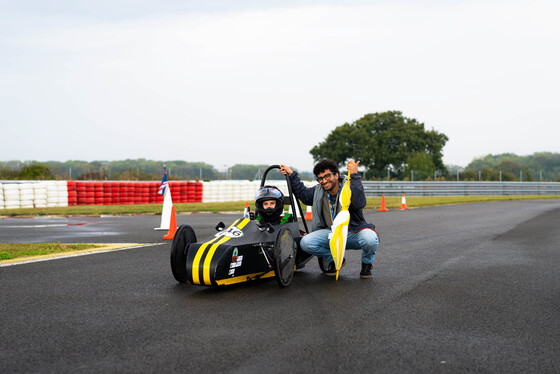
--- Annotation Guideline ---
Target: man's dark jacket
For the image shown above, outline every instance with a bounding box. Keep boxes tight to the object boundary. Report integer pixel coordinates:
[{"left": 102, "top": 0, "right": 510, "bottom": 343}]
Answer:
[{"left": 288, "top": 171, "right": 375, "bottom": 233}]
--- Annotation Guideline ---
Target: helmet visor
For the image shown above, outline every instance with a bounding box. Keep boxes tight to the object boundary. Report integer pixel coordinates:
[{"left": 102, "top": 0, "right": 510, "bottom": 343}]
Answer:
[{"left": 255, "top": 186, "right": 283, "bottom": 200}]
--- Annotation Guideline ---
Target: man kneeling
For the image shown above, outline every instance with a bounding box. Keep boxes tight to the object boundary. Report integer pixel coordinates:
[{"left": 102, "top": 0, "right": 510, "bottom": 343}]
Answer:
[{"left": 280, "top": 159, "right": 379, "bottom": 279}]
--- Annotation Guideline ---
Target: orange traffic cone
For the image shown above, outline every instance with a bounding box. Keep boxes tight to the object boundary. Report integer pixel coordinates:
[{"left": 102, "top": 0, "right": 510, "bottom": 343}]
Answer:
[
  {"left": 400, "top": 193, "right": 409, "bottom": 210},
  {"left": 378, "top": 194, "right": 389, "bottom": 212},
  {"left": 163, "top": 206, "right": 177, "bottom": 240},
  {"left": 305, "top": 205, "right": 313, "bottom": 220}
]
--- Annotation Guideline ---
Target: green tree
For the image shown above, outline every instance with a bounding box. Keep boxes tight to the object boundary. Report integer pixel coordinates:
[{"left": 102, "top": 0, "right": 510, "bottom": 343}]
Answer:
[
  {"left": 496, "top": 159, "right": 522, "bottom": 175},
  {"left": 480, "top": 167, "right": 500, "bottom": 181},
  {"left": 77, "top": 171, "right": 107, "bottom": 180},
  {"left": 310, "top": 111, "right": 448, "bottom": 179},
  {"left": 19, "top": 163, "right": 53, "bottom": 180},
  {"left": 464, "top": 152, "right": 560, "bottom": 181},
  {"left": 404, "top": 152, "right": 436, "bottom": 180},
  {"left": 460, "top": 169, "right": 477, "bottom": 181}
]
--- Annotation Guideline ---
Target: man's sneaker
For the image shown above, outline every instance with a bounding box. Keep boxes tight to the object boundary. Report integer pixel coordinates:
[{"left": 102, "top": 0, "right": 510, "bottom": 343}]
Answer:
[
  {"left": 360, "top": 262, "right": 373, "bottom": 279},
  {"left": 325, "top": 258, "right": 346, "bottom": 276}
]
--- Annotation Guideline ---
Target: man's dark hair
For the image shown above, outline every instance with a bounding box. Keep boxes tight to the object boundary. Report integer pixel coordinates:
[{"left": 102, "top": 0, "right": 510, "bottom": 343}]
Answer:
[{"left": 313, "top": 159, "right": 340, "bottom": 177}]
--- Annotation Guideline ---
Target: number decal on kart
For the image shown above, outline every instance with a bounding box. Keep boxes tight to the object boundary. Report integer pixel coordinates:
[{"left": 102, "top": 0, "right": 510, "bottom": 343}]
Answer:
[{"left": 215, "top": 227, "right": 244, "bottom": 238}]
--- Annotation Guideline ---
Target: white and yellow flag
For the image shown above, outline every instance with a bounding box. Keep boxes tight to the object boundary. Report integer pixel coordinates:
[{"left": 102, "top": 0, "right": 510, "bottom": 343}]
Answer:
[{"left": 329, "top": 171, "right": 352, "bottom": 280}]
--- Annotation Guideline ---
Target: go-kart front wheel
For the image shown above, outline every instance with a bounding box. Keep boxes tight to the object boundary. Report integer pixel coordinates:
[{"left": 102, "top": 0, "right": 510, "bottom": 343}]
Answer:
[
  {"left": 170, "top": 224, "right": 197, "bottom": 283},
  {"left": 273, "top": 226, "right": 296, "bottom": 288}
]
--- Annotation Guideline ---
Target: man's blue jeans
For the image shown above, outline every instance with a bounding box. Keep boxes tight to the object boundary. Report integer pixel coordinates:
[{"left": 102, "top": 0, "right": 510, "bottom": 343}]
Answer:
[{"left": 300, "top": 228, "right": 379, "bottom": 264}]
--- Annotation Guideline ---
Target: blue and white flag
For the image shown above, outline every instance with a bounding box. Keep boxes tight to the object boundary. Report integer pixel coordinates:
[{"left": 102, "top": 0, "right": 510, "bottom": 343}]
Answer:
[{"left": 158, "top": 166, "right": 169, "bottom": 196}]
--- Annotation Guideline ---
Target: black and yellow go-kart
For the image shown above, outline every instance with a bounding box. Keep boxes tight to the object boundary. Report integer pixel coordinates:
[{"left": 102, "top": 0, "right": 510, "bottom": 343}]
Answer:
[{"left": 170, "top": 165, "right": 312, "bottom": 288}]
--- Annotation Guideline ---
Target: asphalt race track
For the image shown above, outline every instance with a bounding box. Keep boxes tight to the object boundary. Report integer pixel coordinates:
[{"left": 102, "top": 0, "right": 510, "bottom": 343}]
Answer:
[{"left": 1, "top": 200, "right": 559, "bottom": 373}]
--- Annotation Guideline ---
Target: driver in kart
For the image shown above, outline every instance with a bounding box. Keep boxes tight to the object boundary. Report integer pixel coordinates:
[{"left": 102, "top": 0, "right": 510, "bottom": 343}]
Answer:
[{"left": 254, "top": 185, "right": 284, "bottom": 225}]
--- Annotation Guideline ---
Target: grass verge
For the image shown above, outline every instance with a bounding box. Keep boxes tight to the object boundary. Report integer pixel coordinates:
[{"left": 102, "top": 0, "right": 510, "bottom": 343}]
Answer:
[
  {"left": 0, "top": 243, "right": 102, "bottom": 260},
  {"left": 365, "top": 195, "right": 560, "bottom": 210},
  {"left": 0, "top": 196, "right": 558, "bottom": 217}
]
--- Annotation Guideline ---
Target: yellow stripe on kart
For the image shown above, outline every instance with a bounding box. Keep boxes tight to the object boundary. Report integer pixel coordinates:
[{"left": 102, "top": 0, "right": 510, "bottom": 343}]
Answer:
[
  {"left": 191, "top": 235, "right": 221, "bottom": 285},
  {"left": 215, "top": 270, "right": 275, "bottom": 286},
  {"left": 202, "top": 218, "right": 250, "bottom": 285},
  {"left": 191, "top": 218, "right": 240, "bottom": 285}
]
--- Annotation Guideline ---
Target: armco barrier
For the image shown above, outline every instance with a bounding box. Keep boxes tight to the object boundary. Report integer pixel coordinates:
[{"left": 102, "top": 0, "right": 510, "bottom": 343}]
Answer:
[{"left": 362, "top": 181, "right": 560, "bottom": 197}]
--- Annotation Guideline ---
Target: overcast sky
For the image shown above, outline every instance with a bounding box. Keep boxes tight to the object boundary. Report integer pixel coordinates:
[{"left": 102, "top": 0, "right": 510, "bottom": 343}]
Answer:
[{"left": 1, "top": 0, "right": 559, "bottom": 172}]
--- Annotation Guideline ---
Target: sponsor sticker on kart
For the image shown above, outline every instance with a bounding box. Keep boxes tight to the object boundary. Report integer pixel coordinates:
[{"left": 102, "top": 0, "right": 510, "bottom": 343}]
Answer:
[
  {"left": 228, "top": 251, "right": 243, "bottom": 276},
  {"left": 215, "top": 227, "right": 244, "bottom": 238}
]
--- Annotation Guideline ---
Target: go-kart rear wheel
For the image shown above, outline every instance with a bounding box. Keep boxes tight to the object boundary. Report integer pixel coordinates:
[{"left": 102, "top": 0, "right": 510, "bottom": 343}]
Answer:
[
  {"left": 170, "top": 224, "right": 197, "bottom": 283},
  {"left": 318, "top": 257, "right": 330, "bottom": 273},
  {"left": 273, "top": 226, "right": 296, "bottom": 288}
]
